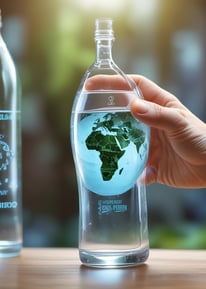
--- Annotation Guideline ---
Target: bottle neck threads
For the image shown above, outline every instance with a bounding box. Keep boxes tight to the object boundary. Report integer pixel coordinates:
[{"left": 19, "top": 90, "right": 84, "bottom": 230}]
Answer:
[{"left": 95, "top": 19, "right": 114, "bottom": 41}]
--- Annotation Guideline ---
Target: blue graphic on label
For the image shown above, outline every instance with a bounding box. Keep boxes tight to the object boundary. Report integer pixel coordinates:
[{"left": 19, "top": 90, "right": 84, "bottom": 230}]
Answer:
[
  {"left": 0, "top": 110, "right": 18, "bottom": 210},
  {"left": 0, "top": 190, "right": 8, "bottom": 196},
  {"left": 0, "top": 134, "right": 13, "bottom": 187},
  {"left": 0, "top": 201, "right": 18, "bottom": 209},
  {"left": 0, "top": 113, "right": 13, "bottom": 121},
  {"left": 98, "top": 199, "right": 128, "bottom": 215}
]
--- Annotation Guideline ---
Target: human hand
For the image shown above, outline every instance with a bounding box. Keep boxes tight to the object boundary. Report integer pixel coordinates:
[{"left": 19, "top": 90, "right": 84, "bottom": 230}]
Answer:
[
  {"left": 86, "top": 75, "right": 206, "bottom": 188},
  {"left": 130, "top": 75, "right": 206, "bottom": 188}
]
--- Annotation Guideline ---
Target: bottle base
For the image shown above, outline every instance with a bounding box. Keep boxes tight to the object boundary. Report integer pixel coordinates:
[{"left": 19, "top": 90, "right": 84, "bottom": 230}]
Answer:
[
  {"left": 0, "top": 241, "right": 22, "bottom": 258},
  {"left": 79, "top": 247, "right": 149, "bottom": 268}
]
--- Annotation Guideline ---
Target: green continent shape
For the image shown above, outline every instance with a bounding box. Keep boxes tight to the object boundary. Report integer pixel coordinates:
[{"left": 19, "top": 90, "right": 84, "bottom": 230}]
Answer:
[
  {"left": 86, "top": 132, "right": 125, "bottom": 181},
  {"left": 85, "top": 112, "right": 145, "bottom": 181}
]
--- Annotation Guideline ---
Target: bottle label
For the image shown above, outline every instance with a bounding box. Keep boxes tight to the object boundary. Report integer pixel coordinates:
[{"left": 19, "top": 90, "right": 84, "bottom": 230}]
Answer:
[
  {"left": 0, "top": 112, "right": 13, "bottom": 121},
  {"left": 98, "top": 199, "right": 128, "bottom": 215},
  {"left": 0, "top": 111, "right": 20, "bottom": 210}
]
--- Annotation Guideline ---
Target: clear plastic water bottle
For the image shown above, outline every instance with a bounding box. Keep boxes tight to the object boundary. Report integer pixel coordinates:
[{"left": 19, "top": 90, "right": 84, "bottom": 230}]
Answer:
[
  {"left": 0, "top": 10, "right": 22, "bottom": 257},
  {"left": 71, "top": 19, "right": 150, "bottom": 268}
]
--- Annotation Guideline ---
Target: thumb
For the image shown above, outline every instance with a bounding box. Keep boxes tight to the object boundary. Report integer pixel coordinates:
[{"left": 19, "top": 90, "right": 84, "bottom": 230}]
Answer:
[{"left": 131, "top": 99, "right": 186, "bottom": 132}]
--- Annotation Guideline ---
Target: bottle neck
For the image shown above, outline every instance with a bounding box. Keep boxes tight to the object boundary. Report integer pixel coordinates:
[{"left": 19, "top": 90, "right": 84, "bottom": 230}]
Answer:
[{"left": 95, "top": 38, "right": 113, "bottom": 63}]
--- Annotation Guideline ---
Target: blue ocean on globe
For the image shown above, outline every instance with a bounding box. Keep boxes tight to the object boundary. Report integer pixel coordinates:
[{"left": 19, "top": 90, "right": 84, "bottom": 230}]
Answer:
[{"left": 77, "top": 111, "right": 149, "bottom": 196}]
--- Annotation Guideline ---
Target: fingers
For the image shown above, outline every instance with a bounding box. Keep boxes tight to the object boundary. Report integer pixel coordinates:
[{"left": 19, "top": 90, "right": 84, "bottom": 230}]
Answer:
[
  {"left": 86, "top": 74, "right": 182, "bottom": 108},
  {"left": 86, "top": 74, "right": 187, "bottom": 132},
  {"left": 85, "top": 75, "right": 132, "bottom": 91},
  {"left": 131, "top": 98, "right": 187, "bottom": 132},
  {"left": 129, "top": 75, "right": 182, "bottom": 107}
]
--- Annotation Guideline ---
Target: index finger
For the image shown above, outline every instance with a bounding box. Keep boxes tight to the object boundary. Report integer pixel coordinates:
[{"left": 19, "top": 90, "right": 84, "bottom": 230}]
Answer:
[
  {"left": 85, "top": 74, "right": 181, "bottom": 108},
  {"left": 85, "top": 74, "right": 135, "bottom": 91}
]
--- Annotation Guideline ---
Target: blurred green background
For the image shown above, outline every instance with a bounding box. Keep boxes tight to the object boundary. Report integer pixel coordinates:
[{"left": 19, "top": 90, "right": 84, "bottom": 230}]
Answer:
[{"left": 1, "top": 0, "right": 206, "bottom": 248}]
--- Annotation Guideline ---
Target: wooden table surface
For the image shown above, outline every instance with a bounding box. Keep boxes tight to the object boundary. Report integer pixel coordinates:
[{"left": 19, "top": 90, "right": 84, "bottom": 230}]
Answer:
[{"left": 0, "top": 248, "right": 206, "bottom": 289}]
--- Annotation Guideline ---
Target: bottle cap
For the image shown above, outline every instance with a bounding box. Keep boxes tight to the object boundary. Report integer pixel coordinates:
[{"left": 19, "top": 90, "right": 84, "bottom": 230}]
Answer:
[{"left": 95, "top": 19, "right": 114, "bottom": 40}]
